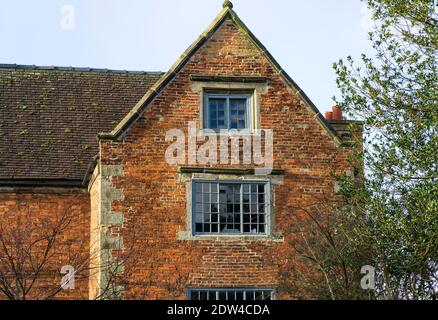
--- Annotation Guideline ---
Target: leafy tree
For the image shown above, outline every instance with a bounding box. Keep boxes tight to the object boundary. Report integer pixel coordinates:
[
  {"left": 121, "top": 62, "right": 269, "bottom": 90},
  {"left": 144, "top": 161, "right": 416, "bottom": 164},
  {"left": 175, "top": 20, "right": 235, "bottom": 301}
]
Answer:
[
  {"left": 333, "top": 0, "right": 438, "bottom": 299},
  {"left": 280, "top": 191, "right": 373, "bottom": 300}
]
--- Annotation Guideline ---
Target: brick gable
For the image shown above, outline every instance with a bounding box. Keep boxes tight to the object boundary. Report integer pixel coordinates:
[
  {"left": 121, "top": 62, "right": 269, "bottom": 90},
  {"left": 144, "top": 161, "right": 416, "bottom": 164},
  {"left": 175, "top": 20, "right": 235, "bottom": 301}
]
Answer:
[{"left": 95, "top": 14, "right": 358, "bottom": 299}]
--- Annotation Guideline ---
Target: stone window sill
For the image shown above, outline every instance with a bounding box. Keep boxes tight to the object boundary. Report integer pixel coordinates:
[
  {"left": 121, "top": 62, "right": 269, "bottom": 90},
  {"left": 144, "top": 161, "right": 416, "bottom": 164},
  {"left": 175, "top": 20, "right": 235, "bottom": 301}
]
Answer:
[
  {"left": 177, "top": 231, "right": 284, "bottom": 242},
  {"left": 196, "top": 129, "right": 265, "bottom": 138}
]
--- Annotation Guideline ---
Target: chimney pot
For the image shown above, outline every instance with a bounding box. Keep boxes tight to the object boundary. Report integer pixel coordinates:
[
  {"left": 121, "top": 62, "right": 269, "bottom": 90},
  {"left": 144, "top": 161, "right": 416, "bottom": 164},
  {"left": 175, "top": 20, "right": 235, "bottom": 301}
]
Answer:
[
  {"left": 325, "top": 112, "right": 333, "bottom": 121},
  {"left": 332, "top": 105, "right": 343, "bottom": 121}
]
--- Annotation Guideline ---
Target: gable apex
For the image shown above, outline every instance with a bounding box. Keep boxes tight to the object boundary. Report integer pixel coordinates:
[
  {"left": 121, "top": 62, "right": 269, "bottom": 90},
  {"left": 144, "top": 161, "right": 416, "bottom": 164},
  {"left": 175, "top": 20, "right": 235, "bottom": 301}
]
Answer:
[{"left": 99, "top": 2, "right": 342, "bottom": 146}]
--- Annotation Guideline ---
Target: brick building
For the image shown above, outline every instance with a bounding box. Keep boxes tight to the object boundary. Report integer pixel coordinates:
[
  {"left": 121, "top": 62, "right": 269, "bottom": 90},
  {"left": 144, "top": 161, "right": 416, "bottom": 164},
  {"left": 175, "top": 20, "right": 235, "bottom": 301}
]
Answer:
[{"left": 0, "top": 1, "right": 361, "bottom": 300}]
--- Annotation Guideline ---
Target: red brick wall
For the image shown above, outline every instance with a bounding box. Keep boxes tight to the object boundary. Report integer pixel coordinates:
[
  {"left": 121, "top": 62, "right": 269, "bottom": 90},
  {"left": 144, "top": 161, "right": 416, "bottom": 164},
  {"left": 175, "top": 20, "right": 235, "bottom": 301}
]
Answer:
[
  {"left": 100, "top": 19, "right": 356, "bottom": 300},
  {"left": 0, "top": 192, "right": 90, "bottom": 300}
]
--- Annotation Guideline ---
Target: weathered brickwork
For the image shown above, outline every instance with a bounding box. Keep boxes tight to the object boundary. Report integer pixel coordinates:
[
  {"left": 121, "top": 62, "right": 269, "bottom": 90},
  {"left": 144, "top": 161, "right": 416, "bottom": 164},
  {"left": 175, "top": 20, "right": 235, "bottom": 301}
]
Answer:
[
  {"left": 99, "top": 18, "right": 358, "bottom": 300},
  {"left": 0, "top": 192, "right": 90, "bottom": 300}
]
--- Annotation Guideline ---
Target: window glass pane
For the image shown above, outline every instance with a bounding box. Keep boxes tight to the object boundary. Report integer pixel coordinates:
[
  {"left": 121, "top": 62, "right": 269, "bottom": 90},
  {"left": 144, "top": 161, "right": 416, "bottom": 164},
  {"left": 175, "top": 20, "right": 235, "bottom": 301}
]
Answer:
[
  {"left": 236, "top": 291, "right": 244, "bottom": 300},
  {"left": 228, "top": 291, "right": 237, "bottom": 300},
  {"left": 258, "top": 194, "right": 265, "bottom": 203},
  {"left": 200, "top": 291, "right": 209, "bottom": 300},
  {"left": 208, "top": 291, "right": 217, "bottom": 300},
  {"left": 210, "top": 193, "right": 218, "bottom": 203},
  {"left": 254, "top": 291, "right": 264, "bottom": 300},
  {"left": 191, "top": 291, "right": 200, "bottom": 300},
  {"left": 230, "top": 114, "right": 238, "bottom": 129},
  {"left": 207, "top": 98, "right": 226, "bottom": 130},
  {"left": 202, "top": 183, "right": 210, "bottom": 193},
  {"left": 258, "top": 184, "right": 265, "bottom": 193},
  {"left": 245, "top": 291, "right": 255, "bottom": 300},
  {"left": 258, "top": 214, "right": 265, "bottom": 223},
  {"left": 229, "top": 99, "right": 247, "bottom": 129}
]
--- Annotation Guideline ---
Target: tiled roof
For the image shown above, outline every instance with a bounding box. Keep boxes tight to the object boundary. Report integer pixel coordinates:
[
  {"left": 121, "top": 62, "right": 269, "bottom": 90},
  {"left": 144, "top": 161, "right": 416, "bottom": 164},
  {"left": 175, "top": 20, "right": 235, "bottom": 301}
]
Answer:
[{"left": 0, "top": 64, "right": 163, "bottom": 184}]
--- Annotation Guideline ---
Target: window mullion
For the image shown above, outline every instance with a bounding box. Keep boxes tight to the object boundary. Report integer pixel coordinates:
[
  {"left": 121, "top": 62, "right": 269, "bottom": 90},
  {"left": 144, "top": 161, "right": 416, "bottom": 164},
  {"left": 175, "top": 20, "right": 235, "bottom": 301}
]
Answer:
[
  {"left": 226, "top": 97, "right": 230, "bottom": 130},
  {"left": 202, "top": 184, "right": 205, "bottom": 234},
  {"left": 246, "top": 97, "right": 249, "bottom": 130},
  {"left": 266, "top": 183, "right": 270, "bottom": 235},
  {"left": 240, "top": 184, "right": 244, "bottom": 234},
  {"left": 205, "top": 96, "right": 208, "bottom": 129},
  {"left": 216, "top": 182, "right": 220, "bottom": 235}
]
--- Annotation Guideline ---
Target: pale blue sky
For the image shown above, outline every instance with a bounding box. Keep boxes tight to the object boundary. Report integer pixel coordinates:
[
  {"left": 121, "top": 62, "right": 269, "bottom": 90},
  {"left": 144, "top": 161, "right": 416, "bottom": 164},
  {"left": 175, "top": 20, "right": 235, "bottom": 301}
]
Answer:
[{"left": 0, "top": 0, "right": 374, "bottom": 113}]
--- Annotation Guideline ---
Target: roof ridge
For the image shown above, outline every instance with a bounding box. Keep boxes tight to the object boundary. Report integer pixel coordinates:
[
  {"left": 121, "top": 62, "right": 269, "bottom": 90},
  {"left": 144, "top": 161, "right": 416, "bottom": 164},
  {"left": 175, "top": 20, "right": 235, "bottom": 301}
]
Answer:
[{"left": 0, "top": 63, "right": 163, "bottom": 75}]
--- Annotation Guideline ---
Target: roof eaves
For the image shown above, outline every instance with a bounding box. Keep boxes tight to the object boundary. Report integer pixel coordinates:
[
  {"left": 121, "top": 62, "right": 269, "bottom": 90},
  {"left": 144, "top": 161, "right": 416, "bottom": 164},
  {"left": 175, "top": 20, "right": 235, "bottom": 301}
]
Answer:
[
  {"left": 82, "top": 155, "right": 100, "bottom": 187},
  {"left": 0, "top": 179, "right": 84, "bottom": 188}
]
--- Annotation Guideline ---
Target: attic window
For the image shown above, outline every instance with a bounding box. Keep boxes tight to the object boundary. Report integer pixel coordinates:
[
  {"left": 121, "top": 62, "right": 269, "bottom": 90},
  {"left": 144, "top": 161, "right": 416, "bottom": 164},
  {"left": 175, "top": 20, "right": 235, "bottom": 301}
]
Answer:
[
  {"left": 203, "top": 93, "right": 252, "bottom": 131},
  {"left": 190, "top": 75, "right": 268, "bottom": 133}
]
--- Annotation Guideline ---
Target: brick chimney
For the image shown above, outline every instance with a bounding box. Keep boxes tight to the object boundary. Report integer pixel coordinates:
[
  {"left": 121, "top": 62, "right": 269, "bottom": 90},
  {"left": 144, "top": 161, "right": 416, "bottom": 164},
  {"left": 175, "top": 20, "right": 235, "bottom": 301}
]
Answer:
[{"left": 325, "top": 104, "right": 363, "bottom": 142}]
